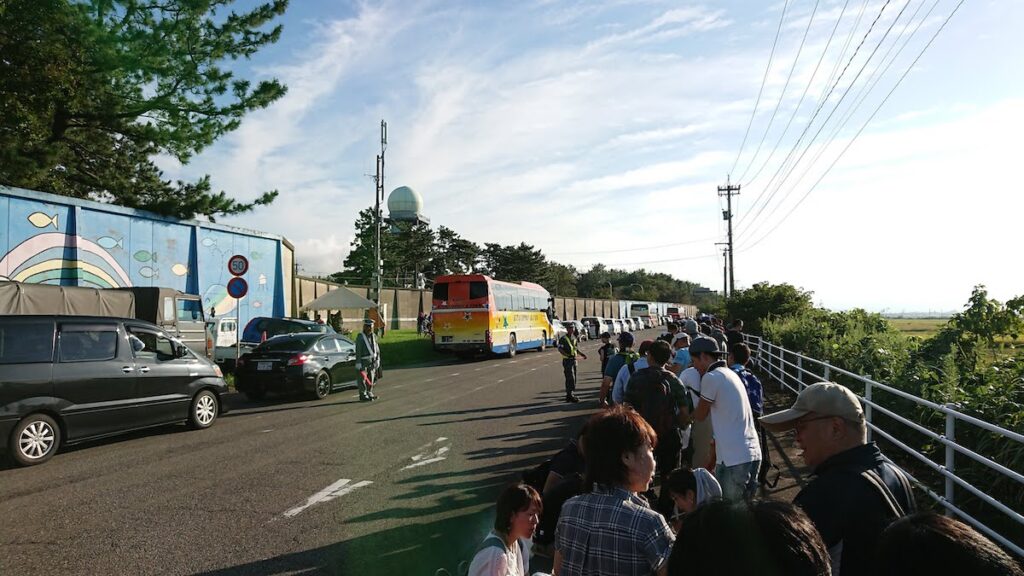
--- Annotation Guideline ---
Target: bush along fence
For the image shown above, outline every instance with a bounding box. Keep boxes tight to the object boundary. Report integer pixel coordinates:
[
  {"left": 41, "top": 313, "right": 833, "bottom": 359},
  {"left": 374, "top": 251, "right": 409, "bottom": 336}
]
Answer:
[{"left": 745, "top": 334, "right": 1024, "bottom": 558}]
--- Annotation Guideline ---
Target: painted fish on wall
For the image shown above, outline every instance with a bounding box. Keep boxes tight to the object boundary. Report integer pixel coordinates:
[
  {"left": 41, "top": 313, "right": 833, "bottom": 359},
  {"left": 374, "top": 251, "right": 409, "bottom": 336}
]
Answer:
[{"left": 27, "top": 212, "right": 59, "bottom": 229}]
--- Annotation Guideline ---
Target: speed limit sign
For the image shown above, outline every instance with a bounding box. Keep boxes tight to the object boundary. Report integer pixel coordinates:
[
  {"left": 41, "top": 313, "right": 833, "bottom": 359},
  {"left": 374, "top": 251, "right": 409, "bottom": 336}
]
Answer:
[{"left": 228, "top": 254, "right": 249, "bottom": 276}]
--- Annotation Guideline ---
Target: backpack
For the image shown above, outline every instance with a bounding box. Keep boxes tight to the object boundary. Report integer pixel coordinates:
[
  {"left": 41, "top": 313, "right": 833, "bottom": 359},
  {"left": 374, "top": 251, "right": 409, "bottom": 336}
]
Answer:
[
  {"left": 612, "top": 350, "right": 640, "bottom": 375},
  {"left": 732, "top": 366, "right": 764, "bottom": 416},
  {"left": 521, "top": 458, "right": 552, "bottom": 494},
  {"left": 626, "top": 367, "right": 679, "bottom": 437}
]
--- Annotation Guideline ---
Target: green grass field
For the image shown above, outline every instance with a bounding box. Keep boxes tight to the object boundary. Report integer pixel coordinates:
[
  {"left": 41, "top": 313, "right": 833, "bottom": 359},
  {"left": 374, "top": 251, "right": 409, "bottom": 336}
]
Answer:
[
  {"left": 379, "top": 329, "right": 444, "bottom": 367},
  {"left": 888, "top": 317, "right": 1022, "bottom": 357},
  {"left": 887, "top": 318, "right": 948, "bottom": 339}
]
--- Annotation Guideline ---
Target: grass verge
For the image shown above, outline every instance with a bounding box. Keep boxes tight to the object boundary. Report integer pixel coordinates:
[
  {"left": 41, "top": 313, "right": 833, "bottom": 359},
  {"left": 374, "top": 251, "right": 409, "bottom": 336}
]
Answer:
[{"left": 380, "top": 329, "right": 445, "bottom": 367}]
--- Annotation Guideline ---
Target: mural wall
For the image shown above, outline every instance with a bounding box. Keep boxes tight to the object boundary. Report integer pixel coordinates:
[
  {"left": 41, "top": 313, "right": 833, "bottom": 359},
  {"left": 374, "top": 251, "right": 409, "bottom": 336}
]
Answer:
[{"left": 0, "top": 186, "right": 290, "bottom": 330}]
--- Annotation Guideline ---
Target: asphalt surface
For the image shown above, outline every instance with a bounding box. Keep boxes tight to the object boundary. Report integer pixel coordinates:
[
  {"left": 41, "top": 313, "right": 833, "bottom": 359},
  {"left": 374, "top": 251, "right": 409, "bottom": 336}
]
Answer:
[{"left": 0, "top": 330, "right": 659, "bottom": 575}]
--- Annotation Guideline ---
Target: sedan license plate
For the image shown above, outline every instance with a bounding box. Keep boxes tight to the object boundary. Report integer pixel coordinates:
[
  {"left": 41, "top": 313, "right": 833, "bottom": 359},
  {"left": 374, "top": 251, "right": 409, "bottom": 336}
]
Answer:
[{"left": 257, "top": 361, "right": 273, "bottom": 371}]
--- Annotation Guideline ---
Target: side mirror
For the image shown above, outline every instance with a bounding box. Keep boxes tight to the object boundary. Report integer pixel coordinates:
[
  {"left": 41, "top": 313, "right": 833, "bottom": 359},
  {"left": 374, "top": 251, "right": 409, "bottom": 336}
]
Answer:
[{"left": 175, "top": 344, "right": 189, "bottom": 358}]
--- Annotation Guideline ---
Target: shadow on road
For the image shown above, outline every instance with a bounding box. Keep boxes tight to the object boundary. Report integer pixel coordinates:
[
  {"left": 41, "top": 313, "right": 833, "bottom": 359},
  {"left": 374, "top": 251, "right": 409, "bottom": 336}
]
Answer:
[{"left": 191, "top": 389, "right": 596, "bottom": 576}]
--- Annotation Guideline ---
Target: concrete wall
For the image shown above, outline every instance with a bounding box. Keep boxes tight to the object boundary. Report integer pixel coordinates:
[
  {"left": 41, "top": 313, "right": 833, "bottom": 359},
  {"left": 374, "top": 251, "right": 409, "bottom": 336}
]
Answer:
[{"left": 293, "top": 276, "right": 696, "bottom": 329}]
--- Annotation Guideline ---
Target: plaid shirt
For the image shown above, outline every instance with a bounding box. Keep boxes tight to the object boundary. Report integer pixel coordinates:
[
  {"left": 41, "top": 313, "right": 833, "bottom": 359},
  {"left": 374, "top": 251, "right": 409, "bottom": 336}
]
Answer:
[{"left": 555, "top": 485, "right": 674, "bottom": 576}]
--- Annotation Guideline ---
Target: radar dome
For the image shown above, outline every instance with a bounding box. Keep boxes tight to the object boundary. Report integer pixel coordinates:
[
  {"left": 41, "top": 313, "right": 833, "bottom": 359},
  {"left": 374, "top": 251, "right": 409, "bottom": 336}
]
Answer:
[{"left": 387, "top": 186, "right": 428, "bottom": 224}]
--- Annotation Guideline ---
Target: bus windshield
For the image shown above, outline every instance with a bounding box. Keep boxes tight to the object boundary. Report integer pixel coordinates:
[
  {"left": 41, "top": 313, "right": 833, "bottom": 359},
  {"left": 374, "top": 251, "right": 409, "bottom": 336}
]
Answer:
[{"left": 432, "top": 279, "right": 488, "bottom": 307}]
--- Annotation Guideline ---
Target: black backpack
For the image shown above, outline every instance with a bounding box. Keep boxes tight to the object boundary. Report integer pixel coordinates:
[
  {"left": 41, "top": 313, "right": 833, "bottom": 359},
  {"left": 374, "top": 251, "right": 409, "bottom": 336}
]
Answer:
[
  {"left": 627, "top": 367, "right": 678, "bottom": 437},
  {"left": 522, "top": 458, "right": 552, "bottom": 494}
]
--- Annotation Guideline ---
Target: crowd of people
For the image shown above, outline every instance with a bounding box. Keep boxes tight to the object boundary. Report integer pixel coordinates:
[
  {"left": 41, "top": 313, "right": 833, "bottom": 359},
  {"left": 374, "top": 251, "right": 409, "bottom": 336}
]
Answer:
[{"left": 463, "top": 316, "right": 1023, "bottom": 576}]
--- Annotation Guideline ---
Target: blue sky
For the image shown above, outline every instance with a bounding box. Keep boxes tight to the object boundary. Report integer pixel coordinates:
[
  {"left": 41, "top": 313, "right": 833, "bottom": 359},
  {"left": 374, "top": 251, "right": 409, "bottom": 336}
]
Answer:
[{"left": 162, "top": 0, "right": 1024, "bottom": 312}]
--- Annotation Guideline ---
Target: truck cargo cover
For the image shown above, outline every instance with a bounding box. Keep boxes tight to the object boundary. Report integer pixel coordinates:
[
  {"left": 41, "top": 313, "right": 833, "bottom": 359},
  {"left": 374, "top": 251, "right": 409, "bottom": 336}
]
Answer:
[{"left": 0, "top": 281, "right": 135, "bottom": 317}]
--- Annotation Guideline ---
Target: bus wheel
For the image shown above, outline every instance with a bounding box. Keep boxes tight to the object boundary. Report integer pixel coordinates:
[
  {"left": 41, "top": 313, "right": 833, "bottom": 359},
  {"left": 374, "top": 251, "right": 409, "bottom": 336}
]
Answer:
[
  {"left": 539, "top": 332, "right": 546, "bottom": 352},
  {"left": 507, "top": 334, "right": 517, "bottom": 358}
]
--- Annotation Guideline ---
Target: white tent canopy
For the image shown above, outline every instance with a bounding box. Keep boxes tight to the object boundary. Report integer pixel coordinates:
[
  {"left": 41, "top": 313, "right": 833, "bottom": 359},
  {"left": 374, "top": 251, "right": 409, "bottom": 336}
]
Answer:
[{"left": 301, "top": 287, "right": 376, "bottom": 311}]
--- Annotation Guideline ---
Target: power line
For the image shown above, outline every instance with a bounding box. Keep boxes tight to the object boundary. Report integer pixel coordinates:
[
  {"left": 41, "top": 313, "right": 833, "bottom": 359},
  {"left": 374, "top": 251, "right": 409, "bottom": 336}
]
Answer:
[
  {"left": 735, "top": 0, "right": 899, "bottom": 241},
  {"left": 602, "top": 253, "right": 720, "bottom": 267},
  {"left": 547, "top": 235, "right": 720, "bottom": 256},
  {"left": 738, "top": 0, "right": 938, "bottom": 247},
  {"left": 738, "top": 0, "right": 966, "bottom": 253},
  {"left": 736, "top": 0, "right": 821, "bottom": 184},
  {"left": 737, "top": 0, "right": 915, "bottom": 244},
  {"left": 736, "top": 0, "right": 873, "bottom": 229},
  {"left": 742, "top": 0, "right": 851, "bottom": 187},
  {"left": 729, "top": 0, "right": 791, "bottom": 176}
]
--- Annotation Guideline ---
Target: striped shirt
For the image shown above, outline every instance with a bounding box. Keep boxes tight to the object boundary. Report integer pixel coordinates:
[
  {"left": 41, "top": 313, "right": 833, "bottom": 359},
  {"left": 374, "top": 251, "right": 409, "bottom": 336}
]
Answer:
[{"left": 555, "top": 485, "right": 674, "bottom": 576}]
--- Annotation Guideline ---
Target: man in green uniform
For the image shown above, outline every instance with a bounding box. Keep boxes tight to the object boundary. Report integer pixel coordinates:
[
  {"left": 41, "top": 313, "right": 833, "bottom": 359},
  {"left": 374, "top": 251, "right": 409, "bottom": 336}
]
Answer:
[
  {"left": 355, "top": 318, "right": 380, "bottom": 402},
  {"left": 558, "top": 323, "right": 587, "bottom": 403}
]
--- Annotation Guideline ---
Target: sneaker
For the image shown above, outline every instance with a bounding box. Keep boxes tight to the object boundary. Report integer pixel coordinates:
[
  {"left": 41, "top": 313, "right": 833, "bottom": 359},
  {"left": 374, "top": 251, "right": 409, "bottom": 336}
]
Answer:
[
  {"left": 566, "top": 394, "right": 580, "bottom": 403},
  {"left": 359, "top": 395, "right": 372, "bottom": 402},
  {"left": 369, "top": 392, "right": 379, "bottom": 400}
]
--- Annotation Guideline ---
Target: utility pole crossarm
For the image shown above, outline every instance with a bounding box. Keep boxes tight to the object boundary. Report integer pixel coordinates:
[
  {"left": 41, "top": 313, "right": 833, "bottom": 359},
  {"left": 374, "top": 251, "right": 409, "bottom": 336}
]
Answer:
[{"left": 718, "top": 177, "right": 740, "bottom": 297}]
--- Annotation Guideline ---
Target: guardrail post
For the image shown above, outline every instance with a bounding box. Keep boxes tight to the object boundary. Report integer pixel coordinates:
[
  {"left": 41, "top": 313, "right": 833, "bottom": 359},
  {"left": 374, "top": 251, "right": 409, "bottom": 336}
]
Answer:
[
  {"left": 774, "top": 344, "right": 782, "bottom": 385},
  {"left": 864, "top": 379, "right": 873, "bottom": 442},
  {"left": 823, "top": 365, "right": 830, "bottom": 383},
  {"left": 797, "top": 356, "right": 804, "bottom": 391},
  {"left": 945, "top": 404, "right": 956, "bottom": 514}
]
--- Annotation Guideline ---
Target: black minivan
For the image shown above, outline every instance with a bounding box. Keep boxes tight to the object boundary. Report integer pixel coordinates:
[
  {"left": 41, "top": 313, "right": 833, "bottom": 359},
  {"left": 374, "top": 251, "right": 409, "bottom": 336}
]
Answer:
[{"left": 0, "top": 315, "right": 230, "bottom": 466}]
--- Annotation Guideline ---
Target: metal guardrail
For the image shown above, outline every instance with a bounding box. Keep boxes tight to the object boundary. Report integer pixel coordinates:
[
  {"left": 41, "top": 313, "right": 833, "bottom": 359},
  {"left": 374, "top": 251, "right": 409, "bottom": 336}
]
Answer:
[{"left": 744, "top": 334, "right": 1024, "bottom": 557}]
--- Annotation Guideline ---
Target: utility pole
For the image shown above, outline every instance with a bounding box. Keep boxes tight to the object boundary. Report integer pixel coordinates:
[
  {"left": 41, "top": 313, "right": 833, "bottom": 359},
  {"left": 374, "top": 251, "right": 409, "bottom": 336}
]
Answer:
[
  {"left": 718, "top": 177, "right": 740, "bottom": 296},
  {"left": 715, "top": 242, "right": 730, "bottom": 297},
  {"left": 370, "top": 120, "right": 387, "bottom": 306}
]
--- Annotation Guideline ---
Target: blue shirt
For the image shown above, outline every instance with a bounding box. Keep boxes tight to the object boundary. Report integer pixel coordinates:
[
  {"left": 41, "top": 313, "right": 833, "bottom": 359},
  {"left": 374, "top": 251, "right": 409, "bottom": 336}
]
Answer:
[
  {"left": 612, "top": 357, "right": 648, "bottom": 404},
  {"left": 603, "top": 350, "right": 635, "bottom": 379},
  {"left": 672, "top": 348, "right": 691, "bottom": 369},
  {"left": 556, "top": 484, "right": 674, "bottom": 576}
]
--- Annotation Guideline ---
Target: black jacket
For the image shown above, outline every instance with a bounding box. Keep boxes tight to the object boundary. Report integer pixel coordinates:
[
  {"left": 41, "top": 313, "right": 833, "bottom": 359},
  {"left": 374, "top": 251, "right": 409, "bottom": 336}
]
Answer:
[{"left": 794, "top": 442, "right": 916, "bottom": 576}]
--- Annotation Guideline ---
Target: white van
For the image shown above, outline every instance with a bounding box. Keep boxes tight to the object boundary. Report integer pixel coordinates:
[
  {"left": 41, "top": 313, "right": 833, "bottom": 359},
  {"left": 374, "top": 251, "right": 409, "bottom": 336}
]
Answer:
[
  {"left": 206, "top": 317, "right": 251, "bottom": 369},
  {"left": 581, "top": 316, "right": 604, "bottom": 339}
]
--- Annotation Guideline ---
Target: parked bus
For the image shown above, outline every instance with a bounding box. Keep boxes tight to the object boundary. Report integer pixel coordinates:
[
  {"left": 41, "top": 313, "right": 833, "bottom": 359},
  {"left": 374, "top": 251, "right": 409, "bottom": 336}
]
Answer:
[
  {"left": 667, "top": 306, "right": 681, "bottom": 321},
  {"left": 628, "top": 302, "right": 657, "bottom": 327},
  {"left": 431, "top": 274, "right": 553, "bottom": 357}
]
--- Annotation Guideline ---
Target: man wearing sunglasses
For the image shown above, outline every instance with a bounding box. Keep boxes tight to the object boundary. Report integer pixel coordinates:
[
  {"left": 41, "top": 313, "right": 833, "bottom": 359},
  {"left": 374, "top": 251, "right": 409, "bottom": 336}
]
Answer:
[{"left": 760, "top": 382, "right": 916, "bottom": 576}]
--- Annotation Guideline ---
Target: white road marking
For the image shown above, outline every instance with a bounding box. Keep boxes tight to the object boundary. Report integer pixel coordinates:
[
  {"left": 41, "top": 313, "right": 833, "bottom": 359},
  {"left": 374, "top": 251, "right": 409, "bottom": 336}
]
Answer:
[
  {"left": 403, "top": 437, "right": 451, "bottom": 470},
  {"left": 261, "top": 429, "right": 274, "bottom": 433},
  {"left": 450, "top": 373, "right": 460, "bottom": 376},
  {"left": 402, "top": 447, "right": 450, "bottom": 470},
  {"left": 282, "top": 479, "right": 373, "bottom": 518}
]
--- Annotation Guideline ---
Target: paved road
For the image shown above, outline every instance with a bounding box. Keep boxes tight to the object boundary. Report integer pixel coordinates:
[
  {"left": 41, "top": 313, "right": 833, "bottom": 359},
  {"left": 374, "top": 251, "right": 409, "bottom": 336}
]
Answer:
[{"left": 1, "top": 330, "right": 665, "bottom": 575}]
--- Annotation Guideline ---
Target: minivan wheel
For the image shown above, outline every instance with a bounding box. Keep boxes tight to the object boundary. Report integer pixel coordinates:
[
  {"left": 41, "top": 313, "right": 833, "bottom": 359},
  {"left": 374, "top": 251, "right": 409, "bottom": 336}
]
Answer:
[
  {"left": 313, "top": 371, "right": 332, "bottom": 400},
  {"left": 189, "top": 390, "right": 219, "bottom": 430},
  {"left": 10, "top": 414, "right": 61, "bottom": 466}
]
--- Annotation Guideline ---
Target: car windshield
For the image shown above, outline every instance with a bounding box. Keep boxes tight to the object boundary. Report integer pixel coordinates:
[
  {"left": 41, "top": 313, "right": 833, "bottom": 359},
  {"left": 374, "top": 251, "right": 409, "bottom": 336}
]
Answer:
[{"left": 257, "top": 335, "right": 317, "bottom": 352}]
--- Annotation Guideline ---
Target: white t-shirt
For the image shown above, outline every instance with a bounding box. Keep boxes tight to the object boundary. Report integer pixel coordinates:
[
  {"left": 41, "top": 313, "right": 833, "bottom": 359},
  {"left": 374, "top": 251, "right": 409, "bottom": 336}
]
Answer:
[
  {"left": 699, "top": 365, "right": 761, "bottom": 466},
  {"left": 467, "top": 532, "right": 528, "bottom": 576},
  {"left": 680, "top": 367, "right": 701, "bottom": 408}
]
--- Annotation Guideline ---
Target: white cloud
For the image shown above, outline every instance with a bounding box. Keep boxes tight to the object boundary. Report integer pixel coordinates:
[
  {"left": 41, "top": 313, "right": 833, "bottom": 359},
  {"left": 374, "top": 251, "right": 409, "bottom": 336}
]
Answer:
[{"left": 162, "top": 0, "right": 1021, "bottom": 312}]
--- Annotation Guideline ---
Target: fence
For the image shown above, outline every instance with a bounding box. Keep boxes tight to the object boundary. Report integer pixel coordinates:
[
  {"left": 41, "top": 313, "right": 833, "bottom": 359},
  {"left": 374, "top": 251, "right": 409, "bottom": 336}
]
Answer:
[{"left": 745, "top": 334, "right": 1024, "bottom": 557}]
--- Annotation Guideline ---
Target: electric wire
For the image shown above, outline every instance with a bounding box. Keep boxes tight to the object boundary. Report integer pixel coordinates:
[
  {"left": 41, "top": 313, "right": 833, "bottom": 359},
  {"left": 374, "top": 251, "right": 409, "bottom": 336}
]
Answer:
[
  {"left": 737, "top": 0, "right": 966, "bottom": 253},
  {"left": 736, "top": 0, "right": 872, "bottom": 228},
  {"left": 737, "top": 0, "right": 938, "bottom": 248},
  {"left": 741, "top": 0, "right": 852, "bottom": 188},
  {"left": 734, "top": 0, "right": 898, "bottom": 240},
  {"left": 736, "top": 0, "right": 821, "bottom": 184},
  {"left": 737, "top": 0, "right": 915, "bottom": 244},
  {"left": 729, "top": 0, "right": 791, "bottom": 176},
  {"left": 547, "top": 235, "right": 720, "bottom": 256},
  {"left": 601, "top": 253, "right": 721, "bottom": 268}
]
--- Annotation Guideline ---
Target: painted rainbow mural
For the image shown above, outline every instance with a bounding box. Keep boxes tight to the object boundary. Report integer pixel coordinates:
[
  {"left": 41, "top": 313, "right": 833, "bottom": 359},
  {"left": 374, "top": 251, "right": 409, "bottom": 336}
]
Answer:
[{"left": 1, "top": 185, "right": 291, "bottom": 330}]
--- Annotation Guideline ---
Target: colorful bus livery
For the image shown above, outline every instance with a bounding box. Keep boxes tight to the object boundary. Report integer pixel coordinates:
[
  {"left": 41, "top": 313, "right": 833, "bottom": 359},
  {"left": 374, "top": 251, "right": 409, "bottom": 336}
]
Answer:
[{"left": 431, "top": 274, "right": 553, "bottom": 357}]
